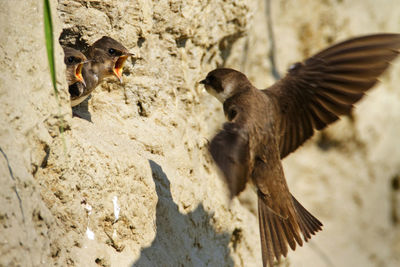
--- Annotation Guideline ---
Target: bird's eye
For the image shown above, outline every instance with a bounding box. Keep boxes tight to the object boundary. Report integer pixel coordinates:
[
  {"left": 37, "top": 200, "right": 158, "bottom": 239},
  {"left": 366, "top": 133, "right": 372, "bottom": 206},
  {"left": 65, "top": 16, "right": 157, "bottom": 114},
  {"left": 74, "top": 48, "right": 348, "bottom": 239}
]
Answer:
[
  {"left": 108, "top": 48, "right": 116, "bottom": 55},
  {"left": 67, "top": 56, "right": 75, "bottom": 63},
  {"left": 228, "top": 108, "right": 237, "bottom": 121}
]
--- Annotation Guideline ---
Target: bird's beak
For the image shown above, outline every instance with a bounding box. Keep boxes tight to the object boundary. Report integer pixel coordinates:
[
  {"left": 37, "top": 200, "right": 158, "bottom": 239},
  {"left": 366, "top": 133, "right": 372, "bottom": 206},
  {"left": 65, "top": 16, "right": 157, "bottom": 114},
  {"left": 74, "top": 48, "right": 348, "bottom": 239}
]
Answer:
[
  {"left": 113, "top": 54, "right": 132, "bottom": 83},
  {"left": 200, "top": 79, "right": 208, "bottom": 85},
  {"left": 75, "top": 63, "right": 86, "bottom": 87}
]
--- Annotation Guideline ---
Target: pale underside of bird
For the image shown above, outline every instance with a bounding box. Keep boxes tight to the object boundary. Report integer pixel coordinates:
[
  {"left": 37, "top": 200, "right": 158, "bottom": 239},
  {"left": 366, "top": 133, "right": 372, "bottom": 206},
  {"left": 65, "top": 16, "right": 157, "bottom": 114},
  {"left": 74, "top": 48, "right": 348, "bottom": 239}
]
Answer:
[{"left": 201, "top": 33, "right": 400, "bottom": 267}]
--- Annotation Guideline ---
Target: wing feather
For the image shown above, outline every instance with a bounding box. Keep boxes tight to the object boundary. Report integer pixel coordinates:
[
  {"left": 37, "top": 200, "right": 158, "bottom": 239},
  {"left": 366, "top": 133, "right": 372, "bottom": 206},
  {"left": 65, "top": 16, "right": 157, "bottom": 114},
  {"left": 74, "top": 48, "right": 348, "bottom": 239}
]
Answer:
[
  {"left": 208, "top": 122, "right": 250, "bottom": 197},
  {"left": 265, "top": 33, "right": 400, "bottom": 158}
]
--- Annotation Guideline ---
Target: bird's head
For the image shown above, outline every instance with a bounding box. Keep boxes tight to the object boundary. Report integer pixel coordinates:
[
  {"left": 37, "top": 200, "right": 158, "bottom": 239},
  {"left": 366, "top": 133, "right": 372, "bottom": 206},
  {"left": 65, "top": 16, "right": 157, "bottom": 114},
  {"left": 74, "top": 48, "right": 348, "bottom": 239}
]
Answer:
[
  {"left": 200, "top": 68, "right": 249, "bottom": 103},
  {"left": 88, "top": 36, "right": 133, "bottom": 83},
  {"left": 63, "top": 46, "right": 88, "bottom": 87}
]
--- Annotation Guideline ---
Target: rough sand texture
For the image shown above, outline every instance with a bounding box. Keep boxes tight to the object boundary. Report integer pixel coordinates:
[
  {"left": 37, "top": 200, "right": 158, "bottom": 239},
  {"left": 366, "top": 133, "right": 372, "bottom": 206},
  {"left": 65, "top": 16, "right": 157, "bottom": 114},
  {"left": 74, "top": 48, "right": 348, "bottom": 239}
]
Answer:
[{"left": 1, "top": 0, "right": 400, "bottom": 266}]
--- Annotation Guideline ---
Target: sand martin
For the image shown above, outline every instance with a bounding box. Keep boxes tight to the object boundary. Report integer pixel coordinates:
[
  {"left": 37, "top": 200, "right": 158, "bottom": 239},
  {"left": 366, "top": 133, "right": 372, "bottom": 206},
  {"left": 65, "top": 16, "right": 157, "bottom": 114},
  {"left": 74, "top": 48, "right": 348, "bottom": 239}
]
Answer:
[
  {"left": 71, "top": 36, "right": 133, "bottom": 107},
  {"left": 201, "top": 33, "right": 400, "bottom": 267},
  {"left": 63, "top": 46, "right": 88, "bottom": 99}
]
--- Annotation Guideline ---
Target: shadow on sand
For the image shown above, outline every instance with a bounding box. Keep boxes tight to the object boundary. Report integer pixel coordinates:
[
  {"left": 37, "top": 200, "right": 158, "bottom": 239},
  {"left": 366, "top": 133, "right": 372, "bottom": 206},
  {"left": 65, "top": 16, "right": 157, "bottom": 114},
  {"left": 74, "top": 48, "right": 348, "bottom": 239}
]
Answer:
[
  {"left": 132, "top": 160, "right": 234, "bottom": 267},
  {"left": 71, "top": 96, "right": 92, "bottom": 122}
]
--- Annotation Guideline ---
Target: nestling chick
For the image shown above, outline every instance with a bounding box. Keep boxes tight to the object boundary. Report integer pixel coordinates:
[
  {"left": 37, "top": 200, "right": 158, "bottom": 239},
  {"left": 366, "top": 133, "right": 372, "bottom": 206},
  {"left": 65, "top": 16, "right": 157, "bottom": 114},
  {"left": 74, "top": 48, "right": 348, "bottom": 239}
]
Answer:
[
  {"left": 71, "top": 36, "right": 133, "bottom": 107},
  {"left": 63, "top": 46, "right": 87, "bottom": 98}
]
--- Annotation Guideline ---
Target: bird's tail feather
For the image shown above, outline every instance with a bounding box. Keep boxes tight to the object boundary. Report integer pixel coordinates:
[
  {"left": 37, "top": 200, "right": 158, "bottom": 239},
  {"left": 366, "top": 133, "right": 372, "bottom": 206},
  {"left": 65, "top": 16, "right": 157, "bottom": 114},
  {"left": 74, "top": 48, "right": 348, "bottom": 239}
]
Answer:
[
  {"left": 258, "top": 193, "right": 323, "bottom": 267},
  {"left": 291, "top": 195, "right": 323, "bottom": 241}
]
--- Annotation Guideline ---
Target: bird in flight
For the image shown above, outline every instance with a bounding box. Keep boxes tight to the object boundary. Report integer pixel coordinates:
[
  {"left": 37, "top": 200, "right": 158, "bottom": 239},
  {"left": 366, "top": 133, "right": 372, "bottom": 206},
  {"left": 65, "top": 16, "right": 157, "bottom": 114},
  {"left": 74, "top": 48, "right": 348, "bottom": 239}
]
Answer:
[{"left": 200, "top": 33, "right": 400, "bottom": 267}]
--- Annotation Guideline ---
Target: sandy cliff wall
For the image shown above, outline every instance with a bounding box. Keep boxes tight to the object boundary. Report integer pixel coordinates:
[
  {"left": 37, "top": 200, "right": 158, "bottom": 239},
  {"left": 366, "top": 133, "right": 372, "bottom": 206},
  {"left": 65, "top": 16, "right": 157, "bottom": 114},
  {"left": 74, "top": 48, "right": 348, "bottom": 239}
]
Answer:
[{"left": 1, "top": 0, "right": 400, "bottom": 266}]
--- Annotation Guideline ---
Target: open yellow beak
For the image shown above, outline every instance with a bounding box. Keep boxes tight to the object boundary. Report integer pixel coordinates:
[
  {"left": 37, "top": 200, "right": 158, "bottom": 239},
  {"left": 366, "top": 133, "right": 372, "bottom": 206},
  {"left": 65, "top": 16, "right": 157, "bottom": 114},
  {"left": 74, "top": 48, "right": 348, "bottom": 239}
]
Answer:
[
  {"left": 75, "top": 63, "right": 86, "bottom": 87},
  {"left": 113, "top": 54, "right": 132, "bottom": 83}
]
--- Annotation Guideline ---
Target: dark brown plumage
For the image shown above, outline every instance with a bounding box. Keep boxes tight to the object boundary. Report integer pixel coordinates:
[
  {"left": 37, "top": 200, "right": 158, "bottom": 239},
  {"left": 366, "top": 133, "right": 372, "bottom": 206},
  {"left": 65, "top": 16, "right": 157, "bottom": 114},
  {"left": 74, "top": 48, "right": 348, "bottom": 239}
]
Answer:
[
  {"left": 200, "top": 33, "right": 400, "bottom": 267},
  {"left": 71, "top": 36, "right": 133, "bottom": 107}
]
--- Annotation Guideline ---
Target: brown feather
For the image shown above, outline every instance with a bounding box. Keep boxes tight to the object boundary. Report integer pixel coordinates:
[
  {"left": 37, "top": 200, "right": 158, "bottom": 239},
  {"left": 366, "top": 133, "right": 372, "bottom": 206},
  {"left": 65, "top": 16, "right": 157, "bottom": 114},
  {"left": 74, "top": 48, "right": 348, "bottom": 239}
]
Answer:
[
  {"left": 265, "top": 33, "right": 400, "bottom": 158},
  {"left": 208, "top": 122, "right": 250, "bottom": 197}
]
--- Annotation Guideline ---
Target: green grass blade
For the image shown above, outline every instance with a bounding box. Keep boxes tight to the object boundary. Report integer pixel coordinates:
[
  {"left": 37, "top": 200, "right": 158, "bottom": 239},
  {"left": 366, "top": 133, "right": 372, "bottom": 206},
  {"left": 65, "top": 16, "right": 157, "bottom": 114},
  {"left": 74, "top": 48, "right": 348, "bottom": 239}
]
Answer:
[
  {"left": 43, "top": 0, "right": 67, "bottom": 153},
  {"left": 43, "top": 0, "right": 57, "bottom": 94}
]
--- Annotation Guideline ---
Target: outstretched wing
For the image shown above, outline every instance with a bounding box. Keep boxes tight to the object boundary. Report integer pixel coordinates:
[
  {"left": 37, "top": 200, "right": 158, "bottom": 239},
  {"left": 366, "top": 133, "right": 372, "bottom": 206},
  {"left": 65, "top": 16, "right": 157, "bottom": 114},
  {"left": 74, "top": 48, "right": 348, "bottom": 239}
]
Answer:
[
  {"left": 265, "top": 33, "right": 400, "bottom": 159},
  {"left": 209, "top": 122, "right": 250, "bottom": 198}
]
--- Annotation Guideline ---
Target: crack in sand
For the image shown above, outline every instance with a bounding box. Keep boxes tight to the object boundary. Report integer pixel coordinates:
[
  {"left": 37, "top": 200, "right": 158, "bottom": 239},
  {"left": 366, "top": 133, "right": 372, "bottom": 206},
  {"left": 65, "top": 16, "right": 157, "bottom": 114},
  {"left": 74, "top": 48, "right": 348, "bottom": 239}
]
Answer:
[
  {"left": 265, "top": 0, "right": 281, "bottom": 81},
  {"left": 0, "top": 147, "right": 25, "bottom": 223}
]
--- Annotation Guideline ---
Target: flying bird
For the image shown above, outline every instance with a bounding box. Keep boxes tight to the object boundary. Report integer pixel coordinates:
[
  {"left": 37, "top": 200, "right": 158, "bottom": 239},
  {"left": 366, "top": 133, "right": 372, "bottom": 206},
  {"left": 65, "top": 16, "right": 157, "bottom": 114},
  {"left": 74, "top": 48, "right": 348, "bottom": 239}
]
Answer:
[
  {"left": 70, "top": 36, "right": 133, "bottom": 107},
  {"left": 63, "top": 46, "right": 88, "bottom": 99},
  {"left": 200, "top": 33, "right": 400, "bottom": 267}
]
